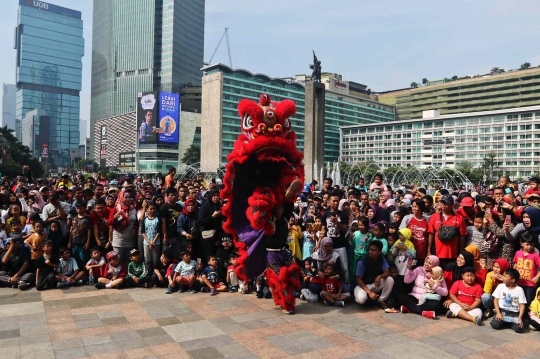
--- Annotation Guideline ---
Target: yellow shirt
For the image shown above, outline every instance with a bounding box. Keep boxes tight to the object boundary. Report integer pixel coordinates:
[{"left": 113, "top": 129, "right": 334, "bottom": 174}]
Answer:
[
  {"left": 483, "top": 271, "right": 501, "bottom": 294},
  {"left": 287, "top": 226, "right": 303, "bottom": 260},
  {"left": 6, "top": 216, "right": 27, "bottom": 234}
]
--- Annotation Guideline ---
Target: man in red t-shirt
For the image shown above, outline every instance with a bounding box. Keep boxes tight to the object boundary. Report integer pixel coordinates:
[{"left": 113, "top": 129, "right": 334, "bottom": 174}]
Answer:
[
  {"left": 445, "top": 267, "right": 483, "bottom": 325},
  {"left": 427, "top": 194, "right": 467, "bottom": 267}
]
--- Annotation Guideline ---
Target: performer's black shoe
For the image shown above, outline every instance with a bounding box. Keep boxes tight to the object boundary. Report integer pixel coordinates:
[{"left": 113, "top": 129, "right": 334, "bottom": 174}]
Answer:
[{"left": 285, "top": 179, "right": 302, "bottom": 199}]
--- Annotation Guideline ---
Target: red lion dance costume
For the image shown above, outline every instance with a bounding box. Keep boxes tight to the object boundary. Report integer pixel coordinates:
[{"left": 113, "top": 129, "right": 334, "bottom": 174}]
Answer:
[{"left": 220, "top": 94, "right": 304, "bottom": 314}]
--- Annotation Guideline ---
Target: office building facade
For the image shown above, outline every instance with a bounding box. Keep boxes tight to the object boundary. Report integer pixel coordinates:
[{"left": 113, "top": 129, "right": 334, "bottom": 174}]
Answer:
[
  {"left": 2, "top": 84, "right": 16, "bottom": 130},
  {"left": 94, "top": 110, "right": 201, "bottom": 173},
  {"left": 377, "top": 68, "right": 540, "bottom": 121},
  {"left": 200, "top": 63, "right": 395, "bottom": 173},
  {"left": 340, "top": 105, "right": 540, "bottom": 177},
  {"left": 15, "top": 0, "right": 84, "bottom": 166},
  {"left": 90, "top": 0, "right": 205, "bottom": 157}
]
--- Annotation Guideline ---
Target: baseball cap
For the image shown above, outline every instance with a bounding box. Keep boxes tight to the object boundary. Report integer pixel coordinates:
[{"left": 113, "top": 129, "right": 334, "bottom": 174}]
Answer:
[
  {"left": 130, "top": 249, "right": 140, "bottom": 256},
  {"left": 106, "top": 251, "right": 119, "bottom": 260},
  {"left": 125, "top": 172, "right": 134, "bottom": 180},
  {"left": 460, "top": 197, "right": 475, "bottom": 207},
  {"left": 440, "top": 194, "right": 455, "bottom": 204}
]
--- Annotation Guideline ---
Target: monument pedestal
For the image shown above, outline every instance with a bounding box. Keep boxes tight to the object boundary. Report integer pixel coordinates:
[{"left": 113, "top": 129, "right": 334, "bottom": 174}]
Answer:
[{"left": 304, "top": 81, "right": 325, "bottom": 183}]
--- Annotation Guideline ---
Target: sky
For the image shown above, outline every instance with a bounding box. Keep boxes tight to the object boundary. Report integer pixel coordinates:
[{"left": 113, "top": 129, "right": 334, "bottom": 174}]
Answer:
[{"left": 1, "top": 0, "right": 540, "bottom": 138}]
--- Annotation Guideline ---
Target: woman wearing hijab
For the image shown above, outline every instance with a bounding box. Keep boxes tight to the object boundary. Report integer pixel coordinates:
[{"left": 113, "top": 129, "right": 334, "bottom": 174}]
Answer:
[
  {"left": 443, "top": 250, "right": 474, "bottom": 289},
  {"left": 365, "top": 205, "right": 385, "bottom": 229},
  {"left": 177, "top": 198, "right": 199, "bottom": 257},
  {"left": 108, "top": 190, "right": 138, "bottom": 264},
  {"left": 481, "top": 258, "right": 510, "bottom": 317},
  {"left": 505, "top": 206, "right": 540, "bottom": 251},
  {"left": 198, "top": 189, "right": 223, "bottom": 266},
  {"left": 465, "top": 244, "right": 487, "bottom": 286},
  {"left": 27, "top": 190, "right": 46, "bottom": 221},
  {"left": 46, "top": 220, "right": 65, "bottom": 257},
  {"left": 529, "top": 287, "right": 540, "bottom": 331},
  {"left": 105, "top": 195, "right": 116, "bottom": 209},
  {"left": 339, "top": 199, "right": 353, "bottom": 226},
  {"left": 401, "top": 255, "right": 448, "bottom": 319},
  {"left": 302, "top": 237, "right": 349, "bottom": 302}
]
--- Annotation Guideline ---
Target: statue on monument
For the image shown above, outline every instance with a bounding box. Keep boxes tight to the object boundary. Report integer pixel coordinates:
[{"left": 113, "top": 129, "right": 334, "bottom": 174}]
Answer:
[{"left": 309, "top": 50, "right": 322, "bottom": 83}]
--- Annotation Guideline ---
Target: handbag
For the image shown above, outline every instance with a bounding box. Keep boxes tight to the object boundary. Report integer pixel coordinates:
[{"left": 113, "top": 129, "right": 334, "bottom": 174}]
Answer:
[
  {"left": 201, "top": 229, "right": 216, "bottom": 240},
  {"left": 437, "top": 212, "right": 459, "bottom": 242},
  {"left": 483, "top": 231, "right": 500, "bottom": 254}
]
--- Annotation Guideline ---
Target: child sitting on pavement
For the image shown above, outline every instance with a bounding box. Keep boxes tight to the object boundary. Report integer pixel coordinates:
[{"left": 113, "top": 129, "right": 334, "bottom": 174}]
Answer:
[
  {"left": 418, "top": 266, "right": 443, "bottom": 305},
  {"left": 445, "top": 267, "right": 484, "bottom": 325},
  {"left": 320, "top": 263, "right": 347, "bottom": 307},
  {"left": 125, "top": 249, "right": 150, "bottom": 288},
  {"left": 86, "top": 247, "right": 106, "bottom": 283},
  {"left": 173, "top": 251, "right": 198, "bottom": 293},
  {"left": 155, "top": 249, "right": 178, "bottom": 292},
  {"left": 490, "top": 268, "right": 528, "bottom": 333},
  {"left": 227, "top": 252, "right": 247, "bottom": 293},
  {"left": 35, "top": 240, "right": 59, "bottom": 291},
  {"left": 529, "top": 287, "right": 540, "bottom": 331},
  {"left": 56, "top": 248, "right": 85, "bottom": 287},
  {"left": 95, "top": 251, "right": 127, "bottom": 289},
  {"left": 199, "top": 255, "right": 228, "bottom": 295}
]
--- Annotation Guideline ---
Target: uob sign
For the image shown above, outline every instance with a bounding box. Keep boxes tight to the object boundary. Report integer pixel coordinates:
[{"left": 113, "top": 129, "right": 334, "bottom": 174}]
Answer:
[{"left": 28, "top": 0, "right": 49, "bottom": 9}]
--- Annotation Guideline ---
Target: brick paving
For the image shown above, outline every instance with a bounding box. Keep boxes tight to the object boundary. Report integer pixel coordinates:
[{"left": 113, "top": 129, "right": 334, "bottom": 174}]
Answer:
[{"left": 1, "top": 286, "right": 539, "bottom": 359}]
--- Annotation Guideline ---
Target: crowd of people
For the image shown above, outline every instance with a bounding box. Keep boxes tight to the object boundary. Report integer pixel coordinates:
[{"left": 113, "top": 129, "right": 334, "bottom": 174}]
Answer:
[{"left": 1, "top": 168, "right": 539, "bottom": 333}]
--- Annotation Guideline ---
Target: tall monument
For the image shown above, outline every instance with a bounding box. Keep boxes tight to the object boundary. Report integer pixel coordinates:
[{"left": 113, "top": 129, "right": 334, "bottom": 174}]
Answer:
[{"left": 304, "top": 52, "right": 325, "bottom": 182}]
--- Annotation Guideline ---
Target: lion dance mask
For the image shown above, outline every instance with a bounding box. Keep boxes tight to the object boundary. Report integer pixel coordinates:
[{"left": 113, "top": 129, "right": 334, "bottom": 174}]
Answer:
[{"left": 220, "top": 94, "right": 304, "bottom": 313}]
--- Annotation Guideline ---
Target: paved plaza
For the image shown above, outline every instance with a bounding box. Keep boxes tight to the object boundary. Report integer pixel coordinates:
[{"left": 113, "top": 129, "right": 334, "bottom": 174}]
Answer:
[{"left": 0, "top": 286, "right": 539, "bottom": 359}]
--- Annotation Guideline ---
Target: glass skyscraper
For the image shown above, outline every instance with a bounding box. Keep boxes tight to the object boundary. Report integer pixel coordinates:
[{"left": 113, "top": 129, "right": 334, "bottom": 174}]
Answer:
[
  {"left": 90, "top": 0, "right": 205, "bottom": 158},
  {"left": 15, "top": 0, "right": 84, "bottom": 167}
]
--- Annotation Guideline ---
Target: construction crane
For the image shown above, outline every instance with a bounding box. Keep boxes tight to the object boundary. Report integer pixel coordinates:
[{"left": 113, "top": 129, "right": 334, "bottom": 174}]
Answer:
[{"left": 204, "top": 28, "right": 233, "bottom": 68}]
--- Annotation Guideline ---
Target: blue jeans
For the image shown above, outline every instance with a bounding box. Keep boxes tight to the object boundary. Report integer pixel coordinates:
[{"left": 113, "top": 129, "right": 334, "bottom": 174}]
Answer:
[
  {"left": 71, "top": 243, "right": 89, "bottom": 268},
  {"left": 481, "top": 293, "right": 493, "bottom": 313}
]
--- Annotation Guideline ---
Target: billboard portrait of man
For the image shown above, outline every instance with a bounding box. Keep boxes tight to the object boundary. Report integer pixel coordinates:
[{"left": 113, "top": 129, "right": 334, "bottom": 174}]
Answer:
[
  {"left": 139, "top": 110, "right": 155, "bottom": 142},
  {"left": 137, "top": 92, "right": 157, "bottom": 144}
]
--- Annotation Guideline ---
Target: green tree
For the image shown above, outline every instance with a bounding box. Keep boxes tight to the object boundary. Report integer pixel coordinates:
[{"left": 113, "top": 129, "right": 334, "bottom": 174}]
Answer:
[
  {"left": 519, "top": 62, "right": 531, "bottom": 70},
  {"left": 490, "top": 67, "right": 505, "bottom": 75},
  {"left": 456, "top": 160, "right": 474, "bottom": 174},
  {"left": 410, "top": 82, "right": 418, "bottom": 89},
  {"left": 482, "top": 152, "right": 497, "bottom": 181},
  {"left": 0, "top": 126, "right": 44, "bottom": 178},
  {"left": 181, "top": 145, "right": 200, "bottom": 166},
  {"left": 422, "top": 78, "right": 428, "bottom": 85},
  {"left": 451, "top": 75, "right": 458, "bottom": 81}
]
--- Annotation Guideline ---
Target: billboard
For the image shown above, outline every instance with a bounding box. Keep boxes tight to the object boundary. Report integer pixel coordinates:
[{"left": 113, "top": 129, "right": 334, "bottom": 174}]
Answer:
[
  {"left": 40, "top": 143, "right": 48, "bottom": 158},
  {"left": 137, "top": 91, "right": 179, "bottom": 145},
  {"left": 157, "top": 92, "right": 179, "bottom": 143},
  {"left": 137, "top": 92, "right": 157, "bottom": 145}
]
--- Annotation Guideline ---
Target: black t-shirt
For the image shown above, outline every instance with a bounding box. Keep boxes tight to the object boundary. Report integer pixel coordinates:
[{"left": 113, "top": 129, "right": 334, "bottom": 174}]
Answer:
[
  {"left": 8, "top": 246, "right": 31, "bottom": 276},
  {"left": 159, "top": 202, "right": 183, "bottom": 238},
  {"left": 265, "top": 217, "right": 288, "bottom": 249},
  {"left": 36, "top": 254, "right": 60, "bottom": 277},
  {"left": 321, "top": 209, "right": 349, "bottom": 249}
]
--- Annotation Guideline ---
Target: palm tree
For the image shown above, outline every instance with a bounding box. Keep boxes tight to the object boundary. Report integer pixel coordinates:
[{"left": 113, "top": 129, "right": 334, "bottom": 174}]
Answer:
[
  {"left": 422, "top": 78, "right": 428, "bottom": 85},
  {"left": 410, "top": 82, "right": 418, "bottom": 89},
  {"left": 519, "top": 62, "right": 531, "bottom": 70}
]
